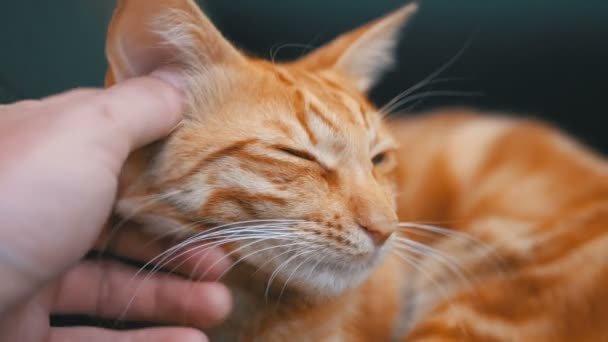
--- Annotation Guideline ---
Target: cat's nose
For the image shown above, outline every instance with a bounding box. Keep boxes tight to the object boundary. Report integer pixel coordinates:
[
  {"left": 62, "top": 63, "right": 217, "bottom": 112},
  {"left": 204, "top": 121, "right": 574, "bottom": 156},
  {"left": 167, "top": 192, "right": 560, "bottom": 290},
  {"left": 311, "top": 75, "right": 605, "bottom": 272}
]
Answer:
[
  {"left": 349, "top": 177, "right": 397, "bottom": 246},
  {"left": 358, "top": 223, "right": 393, "bottom": 246}
]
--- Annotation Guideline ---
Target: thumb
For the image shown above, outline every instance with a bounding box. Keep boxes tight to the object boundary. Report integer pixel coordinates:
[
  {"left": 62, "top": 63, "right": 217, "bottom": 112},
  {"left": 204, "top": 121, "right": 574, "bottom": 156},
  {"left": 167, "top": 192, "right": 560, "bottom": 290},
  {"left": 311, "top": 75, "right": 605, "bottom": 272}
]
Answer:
[{"left": 94, "top": 68, "right": 187, "bottom": 151}]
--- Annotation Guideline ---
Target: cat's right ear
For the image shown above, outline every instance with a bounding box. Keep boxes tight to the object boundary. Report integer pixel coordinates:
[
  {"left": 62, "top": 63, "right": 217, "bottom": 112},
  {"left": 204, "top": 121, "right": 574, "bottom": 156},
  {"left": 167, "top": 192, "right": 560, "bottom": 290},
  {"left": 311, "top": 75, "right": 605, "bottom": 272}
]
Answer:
[{"left": 105, "top": 0, "right": 244, "bottom": 86}]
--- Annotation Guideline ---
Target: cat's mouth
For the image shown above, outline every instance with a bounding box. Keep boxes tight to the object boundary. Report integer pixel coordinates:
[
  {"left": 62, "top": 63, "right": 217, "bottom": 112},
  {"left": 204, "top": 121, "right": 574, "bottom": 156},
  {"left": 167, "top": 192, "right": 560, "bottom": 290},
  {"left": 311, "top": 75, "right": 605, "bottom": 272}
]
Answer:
[
  {"left": 150, "top": 217, "right": 390, "bottom": 297},
  {"left": 205, "top": 222, "right": 393, "bottom": 297}
]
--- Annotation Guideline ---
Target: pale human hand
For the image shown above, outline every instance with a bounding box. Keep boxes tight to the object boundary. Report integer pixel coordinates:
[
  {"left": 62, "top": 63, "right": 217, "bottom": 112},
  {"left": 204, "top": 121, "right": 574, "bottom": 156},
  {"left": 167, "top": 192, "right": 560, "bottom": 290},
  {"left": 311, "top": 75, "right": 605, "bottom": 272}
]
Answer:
[{"left": 0, "top": 72, "right": 231, "bottom": 341}]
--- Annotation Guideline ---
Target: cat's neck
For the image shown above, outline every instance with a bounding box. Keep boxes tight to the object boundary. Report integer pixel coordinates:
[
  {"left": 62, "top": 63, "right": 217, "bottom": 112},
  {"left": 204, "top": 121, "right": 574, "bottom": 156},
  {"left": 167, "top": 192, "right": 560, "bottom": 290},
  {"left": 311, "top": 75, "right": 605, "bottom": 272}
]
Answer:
[
  {"left": 209, "top": 254, "right": 408, "bottom": 341},
  {"left": 209, "top": 261, "right": 356, "bottom": 341}
]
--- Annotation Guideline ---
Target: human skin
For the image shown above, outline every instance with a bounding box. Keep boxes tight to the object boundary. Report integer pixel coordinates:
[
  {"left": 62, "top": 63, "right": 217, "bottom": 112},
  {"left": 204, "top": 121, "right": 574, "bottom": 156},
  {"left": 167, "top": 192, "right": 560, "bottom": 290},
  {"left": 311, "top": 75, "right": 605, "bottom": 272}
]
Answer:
[{"left": 0, "top": 71, "right": 231, "bottom": 342}]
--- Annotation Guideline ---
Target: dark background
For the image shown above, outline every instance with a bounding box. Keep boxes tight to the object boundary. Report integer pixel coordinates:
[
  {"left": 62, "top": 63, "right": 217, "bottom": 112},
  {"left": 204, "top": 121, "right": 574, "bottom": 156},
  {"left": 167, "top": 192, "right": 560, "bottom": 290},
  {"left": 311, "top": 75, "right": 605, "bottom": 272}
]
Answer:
[{"left": 1, "top": 0, "right": 607, "bottom": 152}]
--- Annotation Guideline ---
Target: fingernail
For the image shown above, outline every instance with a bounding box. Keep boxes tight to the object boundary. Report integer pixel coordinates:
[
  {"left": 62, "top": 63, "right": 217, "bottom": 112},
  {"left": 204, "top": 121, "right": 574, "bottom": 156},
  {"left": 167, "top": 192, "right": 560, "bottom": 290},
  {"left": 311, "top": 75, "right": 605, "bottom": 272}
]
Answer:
[{"left": 149, "top": 68, "right": 186, "bottom": 92}]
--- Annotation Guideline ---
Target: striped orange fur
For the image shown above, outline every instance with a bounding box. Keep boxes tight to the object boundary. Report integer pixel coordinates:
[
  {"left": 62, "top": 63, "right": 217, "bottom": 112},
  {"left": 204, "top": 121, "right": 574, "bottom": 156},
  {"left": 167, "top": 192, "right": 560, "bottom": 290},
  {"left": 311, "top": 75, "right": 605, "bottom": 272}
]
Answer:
[{"left": 105, "top": 1, "right": 608, "bottom": 341}]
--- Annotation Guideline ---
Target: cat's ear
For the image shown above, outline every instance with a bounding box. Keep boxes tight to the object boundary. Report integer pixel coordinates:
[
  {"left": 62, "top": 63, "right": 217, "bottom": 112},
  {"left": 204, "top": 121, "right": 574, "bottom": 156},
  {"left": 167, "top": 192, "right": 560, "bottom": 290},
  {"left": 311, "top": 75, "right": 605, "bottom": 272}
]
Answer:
[
  {"left": 105, "top": 0, "right": 244, "bottom": 85},
  {"left": 295, "top": 3, "right": 418, "bottom": 92}
]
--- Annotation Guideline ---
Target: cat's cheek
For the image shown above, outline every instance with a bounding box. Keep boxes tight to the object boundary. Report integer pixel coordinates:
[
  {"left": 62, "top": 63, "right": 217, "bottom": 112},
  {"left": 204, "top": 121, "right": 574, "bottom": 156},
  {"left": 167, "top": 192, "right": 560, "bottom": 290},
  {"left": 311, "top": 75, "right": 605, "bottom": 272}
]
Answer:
[
  {"left": 114, "top": 199, "right": 193, "bottom": 238},
  {"left": 136, "top": 215, "right": 193, "bottom": 239}
]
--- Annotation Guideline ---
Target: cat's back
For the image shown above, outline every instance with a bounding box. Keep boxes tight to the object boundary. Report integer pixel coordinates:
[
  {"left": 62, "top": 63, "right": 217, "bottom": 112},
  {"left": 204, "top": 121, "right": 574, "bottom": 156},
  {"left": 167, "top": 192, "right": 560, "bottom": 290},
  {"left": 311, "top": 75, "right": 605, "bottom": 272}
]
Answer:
[
  {"left": 387, "top": 109, "right": 608, "bottom": 221},
  {"left": 386, "top": 109, "right": 608, "bottom": 341}
]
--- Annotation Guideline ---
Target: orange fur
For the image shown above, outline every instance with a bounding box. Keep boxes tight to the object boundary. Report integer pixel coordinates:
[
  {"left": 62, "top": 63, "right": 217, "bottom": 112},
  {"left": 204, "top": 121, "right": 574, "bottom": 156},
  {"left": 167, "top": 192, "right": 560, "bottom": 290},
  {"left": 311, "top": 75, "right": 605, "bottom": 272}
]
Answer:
[{"left": 105, "top": 1, "right": 608, "bottom": 340}]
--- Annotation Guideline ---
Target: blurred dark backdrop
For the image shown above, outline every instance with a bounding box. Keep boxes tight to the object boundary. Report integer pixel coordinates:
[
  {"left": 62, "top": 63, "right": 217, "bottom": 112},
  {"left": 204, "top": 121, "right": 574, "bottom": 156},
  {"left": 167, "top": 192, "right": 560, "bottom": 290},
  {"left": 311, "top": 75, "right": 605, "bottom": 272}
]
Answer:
[{"left": 1, "top": 0, "right": 607, "bottom": 152}]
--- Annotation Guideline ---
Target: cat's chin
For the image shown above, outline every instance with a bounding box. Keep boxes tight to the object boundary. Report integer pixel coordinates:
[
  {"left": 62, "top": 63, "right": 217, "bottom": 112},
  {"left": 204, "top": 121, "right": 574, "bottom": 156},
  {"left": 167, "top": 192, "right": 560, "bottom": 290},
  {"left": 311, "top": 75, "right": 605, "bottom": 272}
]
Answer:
[
  {"left": 295, "top": 259, "right": 376, "bottom": 298},
  {"left": 302, "top": 245, "right": 391, "bottom": 298},
  {"left": 250, "top": 241, "right": 392, "bottom": 300}
]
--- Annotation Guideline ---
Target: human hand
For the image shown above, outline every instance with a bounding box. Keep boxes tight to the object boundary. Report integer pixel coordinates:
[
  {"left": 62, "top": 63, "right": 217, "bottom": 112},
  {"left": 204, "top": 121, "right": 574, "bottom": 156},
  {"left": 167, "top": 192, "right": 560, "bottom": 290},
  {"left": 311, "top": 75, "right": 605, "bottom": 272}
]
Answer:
[{"left": 0, "top": 72, "right": 231, "bottom": 341}]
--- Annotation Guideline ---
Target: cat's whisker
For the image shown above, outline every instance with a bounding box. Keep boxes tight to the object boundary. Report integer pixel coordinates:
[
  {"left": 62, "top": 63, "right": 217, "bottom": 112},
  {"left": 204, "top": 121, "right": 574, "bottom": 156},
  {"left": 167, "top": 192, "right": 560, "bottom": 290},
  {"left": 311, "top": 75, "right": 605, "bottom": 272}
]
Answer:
[
  {"left": 382, "top": 90, "right": 483, "bottom": 117},
  {"left": 153, "top": 229, "right": 303, "bottom": 276},
  {"left": 397, "top": 222, "right": 507, "bottom": 271},
  {"left": 161, "top": 233, "right": 294, "bottom": 271},
  {"left": 119, "top": 233, "right": 293, "bottom": 321},
  {"left": 178, "top": 219, "right": 309, "bottom": 240},
  {"left": 116, "top": 222, "right": 306, "bottom": 312},
  {"left": 379, "top": 33, "right": 476, "bottom": 115},
  {"left": 174, "top": 227, "right": 299, "bottom": 251},
  {"left": 100, "top": 190, "right": 183, "bottom": 253},
  {"left": 270, "top": 43, "right": 314, "bottom": 63},
  {"left": 391, "top": 250, "right": 444, "bottom": 298},
  {"left": 392, "top": 249, "right": 470, "bottom": 338},
  {"left": 393, "top": 237, "right": 473, "bottom": 288},
  {"left": 214, "top": 241, "right": 312, "bottom": 281},
  {"left": 379, "top": 77, "right": 471, "bottom": 115},
  {"left": 305, "top": 252, "right": 326, "bottom": 283},
  {"left": 398, "top": 222, "right": 477, "bottom": 243},
  {"left": 251, "top": 243, "right": 309, "bottom": 277},
  {"left": 120, "top": 228, "right": 305, "bottom": 321},
  {"left": 121, "top": 222, "right": 199, "bottom": 259},
  {"left": 265, "top": 247, "right": 315, "bottom": 301},
  {"left": 186, "top": 233, "right": 303, "bottom": 282},
  {"left": 136, "top": 225, "right": 296, "bottom": 277},
  {"left": 179, "top": 240, "right": 311, "bottom": 325},
  {"left": 162, "top": 221, "right": 306, "bottom": 255},
  {"left": 165, "top": 220, "right": 308, "bottom": 259},
  {"left": 259, "top": 244, "right": 310, "bottom": 302},
  {"left": 276, "top": 249, "right": 321, "bottom": 307}
]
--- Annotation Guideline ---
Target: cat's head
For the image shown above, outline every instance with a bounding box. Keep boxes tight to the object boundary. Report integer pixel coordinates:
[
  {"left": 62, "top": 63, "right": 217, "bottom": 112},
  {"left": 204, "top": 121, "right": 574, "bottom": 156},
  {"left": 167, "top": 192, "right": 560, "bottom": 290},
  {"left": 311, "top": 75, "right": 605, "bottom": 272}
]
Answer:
[{"left": 106, "top": 0, "right": 417, "bottom": 297}]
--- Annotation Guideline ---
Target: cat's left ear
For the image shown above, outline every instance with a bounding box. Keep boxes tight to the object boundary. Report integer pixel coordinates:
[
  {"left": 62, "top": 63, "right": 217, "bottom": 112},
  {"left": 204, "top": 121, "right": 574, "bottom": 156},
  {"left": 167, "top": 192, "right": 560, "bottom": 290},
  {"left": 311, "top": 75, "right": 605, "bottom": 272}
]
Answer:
[
  {"left": 295, "top": 3, "right": 418, "bottom": 92},
  {"left": 105, "top": 0, "right": 245, "bottom": 85}
]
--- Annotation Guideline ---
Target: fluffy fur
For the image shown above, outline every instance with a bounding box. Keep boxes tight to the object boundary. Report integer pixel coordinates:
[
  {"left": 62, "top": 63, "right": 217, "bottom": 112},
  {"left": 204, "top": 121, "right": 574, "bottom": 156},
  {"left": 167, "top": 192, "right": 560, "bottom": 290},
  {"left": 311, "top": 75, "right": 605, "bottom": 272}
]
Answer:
[{"left": 105, "top": 1, "right": 608, "bottom": 340}]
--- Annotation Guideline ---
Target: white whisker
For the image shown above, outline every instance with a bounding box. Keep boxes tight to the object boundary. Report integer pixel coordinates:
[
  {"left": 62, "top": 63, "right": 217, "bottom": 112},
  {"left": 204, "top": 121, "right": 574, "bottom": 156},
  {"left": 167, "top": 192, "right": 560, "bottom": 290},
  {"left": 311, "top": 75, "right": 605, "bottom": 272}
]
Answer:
[
  {"left": 265, "top": 247, "right": 314, "bottom": 301},
  {"left": 380, "top": 33, "right": 477, "bottom": 115},
  {"left": 394, "top": 237, "right": 472, "bottom": 287},
  {"left": 397, "top": 222, "right": 506, "bottom": 270},
  {"left": 276, "top": 249, "right": 320, "bottom": 306},
  {"left": 215, "top": 241, "right": 311, "bottom": 281}
]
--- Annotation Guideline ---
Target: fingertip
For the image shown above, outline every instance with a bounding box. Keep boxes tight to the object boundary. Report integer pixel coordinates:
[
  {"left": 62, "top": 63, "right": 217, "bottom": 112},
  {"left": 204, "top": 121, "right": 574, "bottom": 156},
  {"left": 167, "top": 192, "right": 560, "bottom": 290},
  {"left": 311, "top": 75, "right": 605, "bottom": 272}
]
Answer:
[
  {"left": 99, "top": 74, "right": 186, "bottom": 150},
  {"left": 176, "top": 329, "right": 209, "bottom": 342},
  {"left": 124, "top": 74, "right": 185, "bottom": 126},
  {"left": 147, "top": 68, "right": 188, "bottom": 128},
  {"left": 207, "top": 282, "right": 233, "bottom": 323},
  {"left": 193, "top": 282, "right": 232, "bottom": 328},
  {"left": 149, "top": 68, "right": 187, "bottom": 93}
]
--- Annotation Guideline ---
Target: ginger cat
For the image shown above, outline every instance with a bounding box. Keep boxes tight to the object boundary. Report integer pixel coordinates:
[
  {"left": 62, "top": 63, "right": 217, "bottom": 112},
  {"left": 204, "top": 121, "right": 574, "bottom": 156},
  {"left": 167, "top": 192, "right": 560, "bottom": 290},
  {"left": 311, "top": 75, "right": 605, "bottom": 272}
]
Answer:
[{"left": 105, "top": 1, "right": 608, "bottom": 341}]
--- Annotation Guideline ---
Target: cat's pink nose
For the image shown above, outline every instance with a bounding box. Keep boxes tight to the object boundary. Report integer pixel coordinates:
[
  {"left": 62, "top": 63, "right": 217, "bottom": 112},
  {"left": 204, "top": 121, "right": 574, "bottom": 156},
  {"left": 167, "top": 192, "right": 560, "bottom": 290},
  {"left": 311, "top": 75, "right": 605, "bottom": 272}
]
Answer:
[
  {"left": 349, "top": 178, "right": 397, "bottom": 246},
  {"left": 359, "top": 223, "right": 392, "bottom": 246}
]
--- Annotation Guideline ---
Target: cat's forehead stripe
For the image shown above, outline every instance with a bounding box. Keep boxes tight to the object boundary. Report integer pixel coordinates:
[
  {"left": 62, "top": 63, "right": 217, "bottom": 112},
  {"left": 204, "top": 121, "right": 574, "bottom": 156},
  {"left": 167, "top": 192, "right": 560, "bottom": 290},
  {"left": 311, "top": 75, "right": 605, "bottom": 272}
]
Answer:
[
  {"left": 359, "top": 102, "right": 371, "bottom": 129},
  {"left": 157, "top": 138, "right": 257, "bottom": 189},
  {"left": 300, "top": 71, "right": 364, "bottom": 126},
  {"left": 265, "top": 63, "right": 385, "bottom": 156},
  {"left": 294, "top": 89, "right": 319, "bottom": 145},
  {"left": 273, "top": 67, "right": 296, "bottom": 86}
]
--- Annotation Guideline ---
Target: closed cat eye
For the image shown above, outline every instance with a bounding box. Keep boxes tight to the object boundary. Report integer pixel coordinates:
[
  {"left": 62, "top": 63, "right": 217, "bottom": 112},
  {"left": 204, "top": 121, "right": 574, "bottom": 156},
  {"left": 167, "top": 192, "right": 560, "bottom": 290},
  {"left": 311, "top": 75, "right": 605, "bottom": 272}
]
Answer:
[
  {"left": 372, "top": 152, "right": 387, "bottom": 165},
  {"left": 277, "top": 146, "right": 317, "bottom": 162}
]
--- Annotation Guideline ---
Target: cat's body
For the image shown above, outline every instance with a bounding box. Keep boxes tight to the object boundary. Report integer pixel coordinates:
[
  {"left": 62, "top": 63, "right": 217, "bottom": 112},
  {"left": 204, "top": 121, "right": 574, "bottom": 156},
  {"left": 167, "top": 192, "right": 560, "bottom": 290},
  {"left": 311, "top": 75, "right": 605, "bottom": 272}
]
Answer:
[
  {"left": 388, "top": 112, "right": 608, "bottom": 341},
  {"left": 209, "top": 111, "right": 608, "bottom": 341},
  {"left": 105, "top": 1, "right": 608, "bottom": 340}
]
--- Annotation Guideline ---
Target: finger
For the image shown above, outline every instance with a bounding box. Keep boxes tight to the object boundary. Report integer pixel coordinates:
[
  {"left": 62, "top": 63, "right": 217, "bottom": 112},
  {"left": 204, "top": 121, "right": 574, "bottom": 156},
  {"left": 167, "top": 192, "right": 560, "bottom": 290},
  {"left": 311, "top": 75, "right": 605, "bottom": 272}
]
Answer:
[
  {"left": 95, "top": 225, "right": 231, "bottom": 280},
  {"left": 91, "top": 71, "right": 185, "bottom": 151},
  {"left": 49, "top": 327, "right": 207, "bottom": 342},
  {"left": 42, "top": 87, "right": 102, "bottom": 105},
  {"left": 53, "top": 260, "right": 232, "bottom": 329}
]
